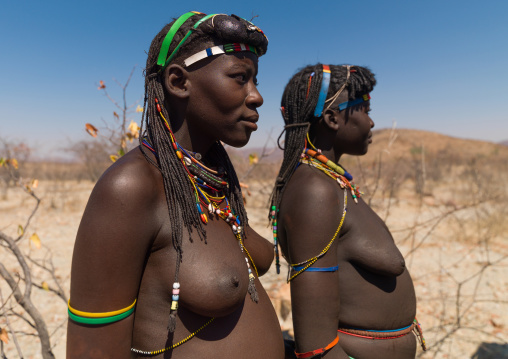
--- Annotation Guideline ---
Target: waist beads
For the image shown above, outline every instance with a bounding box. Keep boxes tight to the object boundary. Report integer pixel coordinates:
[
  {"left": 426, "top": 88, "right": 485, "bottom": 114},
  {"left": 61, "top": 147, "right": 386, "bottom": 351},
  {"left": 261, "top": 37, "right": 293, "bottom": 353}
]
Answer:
[{"left": 338, "top": 318, "right": 426, "bottom": 351}]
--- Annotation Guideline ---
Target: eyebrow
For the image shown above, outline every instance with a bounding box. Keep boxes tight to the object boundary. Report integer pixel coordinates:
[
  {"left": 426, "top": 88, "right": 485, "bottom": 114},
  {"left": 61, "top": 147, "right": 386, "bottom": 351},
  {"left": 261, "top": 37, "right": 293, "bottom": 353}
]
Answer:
[{"left": 228, "top": 63, "right": 258, "bottom": 77}]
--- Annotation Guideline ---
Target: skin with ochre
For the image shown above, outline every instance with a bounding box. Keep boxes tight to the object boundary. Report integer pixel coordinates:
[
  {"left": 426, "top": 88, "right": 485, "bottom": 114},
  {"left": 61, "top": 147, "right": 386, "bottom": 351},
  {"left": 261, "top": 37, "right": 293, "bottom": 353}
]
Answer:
[
  {"left": 278, "top": 93, "right": 417, "bottom": 359},
  {"left": 67, "top": 53, "right": 284, "bottom": 358}
]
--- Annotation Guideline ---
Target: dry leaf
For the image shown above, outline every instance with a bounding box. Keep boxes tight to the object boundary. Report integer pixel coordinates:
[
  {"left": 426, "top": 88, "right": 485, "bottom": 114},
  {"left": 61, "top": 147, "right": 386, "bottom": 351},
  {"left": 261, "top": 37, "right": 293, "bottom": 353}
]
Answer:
[
  {"left": 110, "top": 155, "right": 118, "bottom": 162},
  {"left": 18, "top": 224, "right": 24, "bottom": 236},
  {"left": 41, "top": 281, "right": 50, "bottom": 291},
  {"left": 248, "top": 153, "right": 259, "bottom": 165},
  {"left": 239, "top": 182, "right": 252, "bottom": 196},
  {"left": 128, "top": 120, "right": 140, "bottom": 139},
  {"left": 29, "top": 233, "right": 41, "bottom": 249},
  {"left": 135, "top": 105, "right": 143, "bottom": 113},
  {"left": 32, "top": 178, "right": 39, "bottom": 189},
  {"left": 0, "top": 157, "right": 5, "bottom": 167},
  {"left": 98, "top": 80, "right": 106, "bottom": 90},
  {"left": 0, "top": 327, "right": 8, "bottom": 344},
  {"left": 113, "top": 111, "right": 119, "bottom": 119},
  {"left": 85, "top": 123, "right": 98, "bottom": 137},
  {"left": 11, "top": 158, "right": 19, "bottom": 169}
]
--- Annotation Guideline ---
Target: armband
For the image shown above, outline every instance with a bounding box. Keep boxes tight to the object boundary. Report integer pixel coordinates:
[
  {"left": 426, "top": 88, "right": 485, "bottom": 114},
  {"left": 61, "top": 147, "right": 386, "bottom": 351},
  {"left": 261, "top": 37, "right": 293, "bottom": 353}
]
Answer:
[{"left": 67, "top": 299, "right": 136, "bottom": 325}]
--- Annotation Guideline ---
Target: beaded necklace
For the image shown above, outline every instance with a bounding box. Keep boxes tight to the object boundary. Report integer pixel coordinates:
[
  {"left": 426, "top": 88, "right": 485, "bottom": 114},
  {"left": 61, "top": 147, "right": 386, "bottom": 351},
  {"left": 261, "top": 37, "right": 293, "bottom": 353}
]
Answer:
[
  {"left": 132, "top": 99, "right": 258, "bottom": 355},
  {"left": 271, "top": 144, "right": 361, "bottom": 281}
]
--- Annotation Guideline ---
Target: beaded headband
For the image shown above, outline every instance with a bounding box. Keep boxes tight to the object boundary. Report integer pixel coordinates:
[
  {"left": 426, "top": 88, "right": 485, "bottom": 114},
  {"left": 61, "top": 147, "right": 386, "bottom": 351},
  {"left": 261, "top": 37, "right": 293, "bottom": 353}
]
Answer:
[
  {"left": 157, "top": 12, "right": 265, "bottom": 70},
  {"left": 312, "top": 65, "right": 371, "bottom": 114},
  {"left": 183, "top": 43, "right": 258, "bottom": 67},
  {"left": 337, "top": 93, "right": 371, "bottom": 111},
  {"left": 313, "top": 65, "right": 331, "bottom": 117}
]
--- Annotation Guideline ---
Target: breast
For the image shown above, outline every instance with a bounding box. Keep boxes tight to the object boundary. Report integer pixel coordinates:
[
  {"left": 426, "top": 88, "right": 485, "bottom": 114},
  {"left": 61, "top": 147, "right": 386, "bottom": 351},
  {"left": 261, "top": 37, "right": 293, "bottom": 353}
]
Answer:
[
  {"left": 178, "top": 255, "right": 250, "bottom": 317},
  {"left": 144, "top": 219, "right": 252, "bottom": 318},
  {"left": 341, "top": 199, "right": 406, "bottom": 277}
]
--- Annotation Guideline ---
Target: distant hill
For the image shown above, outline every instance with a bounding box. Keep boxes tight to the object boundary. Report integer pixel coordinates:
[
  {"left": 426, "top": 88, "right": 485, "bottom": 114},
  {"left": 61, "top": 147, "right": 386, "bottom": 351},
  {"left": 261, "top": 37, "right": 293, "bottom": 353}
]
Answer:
[
  {"left": 362, "top": 128, "right": 508, "bottom": 161},
  {"left": 232, "top": 129, "right": 508, "bottom": 163}
]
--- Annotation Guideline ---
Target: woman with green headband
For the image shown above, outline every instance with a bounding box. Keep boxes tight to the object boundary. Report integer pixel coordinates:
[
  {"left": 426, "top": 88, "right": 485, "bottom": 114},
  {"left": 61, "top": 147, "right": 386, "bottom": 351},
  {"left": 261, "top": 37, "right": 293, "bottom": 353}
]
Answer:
[
  {"left": 270, "top": 64, "right": 425, "bottom": 359},
  {"left": 67, "top": 12, "right": 284, "bottom": 358}
]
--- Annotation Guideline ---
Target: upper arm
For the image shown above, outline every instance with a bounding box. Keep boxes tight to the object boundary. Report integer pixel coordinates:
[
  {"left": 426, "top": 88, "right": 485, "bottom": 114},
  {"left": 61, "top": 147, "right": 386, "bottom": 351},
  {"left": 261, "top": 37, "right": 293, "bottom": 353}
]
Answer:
[
  {"left": 243, "top": 225, "right": 274, "bottom": 277},
  {"left": 67, "top": 159, "right": 161, "bottom": 357},
  {"left": 280, "top": 173, "right": 349, "bottom": 356}
]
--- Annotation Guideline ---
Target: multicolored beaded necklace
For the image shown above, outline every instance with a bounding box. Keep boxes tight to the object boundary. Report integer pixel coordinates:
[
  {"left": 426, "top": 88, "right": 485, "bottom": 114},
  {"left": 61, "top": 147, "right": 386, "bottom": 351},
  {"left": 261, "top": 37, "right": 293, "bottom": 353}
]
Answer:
[
  {"left": 132, "top": 98, "right": 258, "bottom": 355},
  {"left": 271, "top": 140, "right": 361, "bottom": 281}
]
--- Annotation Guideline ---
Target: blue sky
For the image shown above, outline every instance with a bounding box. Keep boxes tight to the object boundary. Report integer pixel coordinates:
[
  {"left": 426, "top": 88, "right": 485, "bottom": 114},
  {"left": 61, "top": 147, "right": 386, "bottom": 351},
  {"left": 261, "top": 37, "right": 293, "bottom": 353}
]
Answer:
[{"left": 1, "top": 0, "right": 507, "bottom": 159}]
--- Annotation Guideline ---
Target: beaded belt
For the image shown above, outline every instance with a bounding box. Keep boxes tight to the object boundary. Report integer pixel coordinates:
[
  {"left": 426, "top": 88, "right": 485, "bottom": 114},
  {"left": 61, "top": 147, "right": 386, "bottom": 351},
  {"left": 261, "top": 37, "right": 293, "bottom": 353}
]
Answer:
[
  {"left": 338, "top": 322, "right": 414, "bottom": 339},
  {"left": 338, "top": 318, "right": 427, "bottom": 351}
]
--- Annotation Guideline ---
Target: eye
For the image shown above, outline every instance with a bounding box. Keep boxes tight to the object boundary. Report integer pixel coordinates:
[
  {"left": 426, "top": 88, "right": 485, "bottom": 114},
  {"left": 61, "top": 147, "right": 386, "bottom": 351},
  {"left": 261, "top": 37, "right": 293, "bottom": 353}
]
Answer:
[
  {"left": 253, "top": 78, "right": 259, "bottom": 86},
  {"left": 232, "top": 73, "right": 247, "bottom": 83}
]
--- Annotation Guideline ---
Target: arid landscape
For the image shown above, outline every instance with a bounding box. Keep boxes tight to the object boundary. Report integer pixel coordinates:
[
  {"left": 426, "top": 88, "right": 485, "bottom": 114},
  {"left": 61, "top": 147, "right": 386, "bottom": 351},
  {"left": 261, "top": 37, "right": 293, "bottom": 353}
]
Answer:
[{"left": 1, "top": 129, "right": 507, "bottom": 358}]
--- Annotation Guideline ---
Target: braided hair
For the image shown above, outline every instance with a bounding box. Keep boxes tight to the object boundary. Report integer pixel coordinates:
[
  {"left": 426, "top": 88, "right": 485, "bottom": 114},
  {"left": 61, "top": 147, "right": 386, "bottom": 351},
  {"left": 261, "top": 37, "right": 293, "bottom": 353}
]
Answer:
[
  {"left": 270, "top": 64, "right": 376, "bottom": 217},
  {"left": 140, "top": 13, "right": 268, "bottom": 331}
]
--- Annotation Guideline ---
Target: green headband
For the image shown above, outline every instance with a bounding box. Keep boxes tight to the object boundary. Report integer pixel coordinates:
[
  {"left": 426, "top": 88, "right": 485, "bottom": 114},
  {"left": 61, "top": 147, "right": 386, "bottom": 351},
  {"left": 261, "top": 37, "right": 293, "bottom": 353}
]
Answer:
[{"left": 157, "top": 11, "right": 216, "bottom": 69}]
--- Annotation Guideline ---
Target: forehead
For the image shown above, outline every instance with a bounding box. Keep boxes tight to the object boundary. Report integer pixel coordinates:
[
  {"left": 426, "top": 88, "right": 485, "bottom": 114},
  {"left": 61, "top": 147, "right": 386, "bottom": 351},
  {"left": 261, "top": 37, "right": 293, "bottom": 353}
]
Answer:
[{"left": 190, "top": 51, "right": 259, "bottom": 73}]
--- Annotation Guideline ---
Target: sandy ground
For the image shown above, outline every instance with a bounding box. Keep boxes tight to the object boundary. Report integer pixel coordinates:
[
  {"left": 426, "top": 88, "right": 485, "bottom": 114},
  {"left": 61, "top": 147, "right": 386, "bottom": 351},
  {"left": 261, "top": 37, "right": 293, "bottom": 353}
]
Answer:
[{"left": 1, "top": 179, "right": 507, "bottom": 358}]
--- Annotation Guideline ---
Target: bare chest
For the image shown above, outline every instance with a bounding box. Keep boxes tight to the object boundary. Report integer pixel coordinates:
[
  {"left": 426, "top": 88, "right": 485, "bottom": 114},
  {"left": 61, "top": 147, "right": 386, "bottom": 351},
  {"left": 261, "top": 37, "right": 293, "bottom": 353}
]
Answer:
[
  {"left": 139, "top": 214, "right": 252, "bottom": 319},
  {"left": 339, "top": 197, "right": 405, "bottom": 276}
]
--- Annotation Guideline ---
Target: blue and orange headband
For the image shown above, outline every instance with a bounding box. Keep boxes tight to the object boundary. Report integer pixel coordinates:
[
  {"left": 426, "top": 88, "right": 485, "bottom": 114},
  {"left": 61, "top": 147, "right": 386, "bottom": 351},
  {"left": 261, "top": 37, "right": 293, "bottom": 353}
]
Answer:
[{"left": 311, "top": 64, "right": 370, "bottom": 117}]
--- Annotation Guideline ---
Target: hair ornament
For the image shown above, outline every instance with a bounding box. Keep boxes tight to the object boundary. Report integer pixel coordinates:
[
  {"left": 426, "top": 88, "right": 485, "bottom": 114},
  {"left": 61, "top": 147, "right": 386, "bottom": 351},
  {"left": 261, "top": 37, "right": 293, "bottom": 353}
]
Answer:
[
  {"left": 210, "top": 13, "right": 226, "bottom": 28},
  {"left": 183, "top": 43, "right": 258, "bottom": 67},
  {"left": 242, "top": 17, "right": 268, "bottom": 40},
  {"left": 337, "top": 93, "right": 371, "bottom": 111},
  {"left": 306, "top": 72, "right": 315, "bottom": 99},
  {"left": 277, "top": 122, "right": 310, "bottom": 150},
  {"left": 313, "top": 65, "right": 331, "bottom": 117},
  {"left": 157, "top": 12, "right": 202, "bottom": 67},
  {"left": 323, "top": 65, "right": 351, "bottom": 111},
  {"left": 157, "top": 12, "right": 217, "bottom": 69}
]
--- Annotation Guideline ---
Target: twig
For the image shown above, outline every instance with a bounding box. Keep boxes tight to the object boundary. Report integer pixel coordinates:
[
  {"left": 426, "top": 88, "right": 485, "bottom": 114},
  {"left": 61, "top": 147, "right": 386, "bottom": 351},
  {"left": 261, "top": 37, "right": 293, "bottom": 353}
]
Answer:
[{"left": 0, "top": 289, "right": 24, "bottom": 358}]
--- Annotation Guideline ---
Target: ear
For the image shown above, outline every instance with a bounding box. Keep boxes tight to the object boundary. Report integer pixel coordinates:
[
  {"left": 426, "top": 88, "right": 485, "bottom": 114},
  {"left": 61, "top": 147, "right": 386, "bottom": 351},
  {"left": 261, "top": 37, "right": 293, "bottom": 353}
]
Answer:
[
  {"left": 322, "top": 108, "right": 342, "bottom": 132},
  {"left": 163, "top": 64, "right": 190, "bottom": 99}
]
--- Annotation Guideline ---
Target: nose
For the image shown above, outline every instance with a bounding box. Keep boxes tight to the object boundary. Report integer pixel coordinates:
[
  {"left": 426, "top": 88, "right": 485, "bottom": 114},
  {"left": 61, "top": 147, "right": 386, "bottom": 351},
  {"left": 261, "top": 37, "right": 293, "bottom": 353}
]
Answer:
[
  {"left": 246, "top": 82, "right": 263, "bottom": 108},
  {"left": 369, "top": 116, "right": 375, "bottom": 129}
]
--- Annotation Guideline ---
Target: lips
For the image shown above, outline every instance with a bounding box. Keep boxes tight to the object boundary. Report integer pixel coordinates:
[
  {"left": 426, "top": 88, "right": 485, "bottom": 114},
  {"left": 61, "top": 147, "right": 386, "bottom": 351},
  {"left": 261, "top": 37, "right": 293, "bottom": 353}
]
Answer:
[{"left": 241, "top": 115, "right": 259, "bottom": 131}]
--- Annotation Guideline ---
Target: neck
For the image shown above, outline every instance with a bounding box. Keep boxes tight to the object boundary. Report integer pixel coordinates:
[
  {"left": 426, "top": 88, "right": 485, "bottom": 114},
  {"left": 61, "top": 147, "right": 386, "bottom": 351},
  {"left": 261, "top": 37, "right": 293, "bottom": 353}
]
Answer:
[
  {"left": 316, "top": 147, "right": 343, "bottom": 165},
  {"left": 168, "top": 118, "right": 216, "bottom": 157}
]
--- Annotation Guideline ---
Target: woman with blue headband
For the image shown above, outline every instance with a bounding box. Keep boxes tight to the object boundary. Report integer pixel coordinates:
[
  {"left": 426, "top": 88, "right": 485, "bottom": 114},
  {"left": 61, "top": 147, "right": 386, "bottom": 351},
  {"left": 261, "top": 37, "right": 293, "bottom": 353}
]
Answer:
[
  {"left": 67, "top": 12, "right": 285, "bottom": 358},
  {"left": 270, "top": 64, "right": 426, "bottom": 359}
]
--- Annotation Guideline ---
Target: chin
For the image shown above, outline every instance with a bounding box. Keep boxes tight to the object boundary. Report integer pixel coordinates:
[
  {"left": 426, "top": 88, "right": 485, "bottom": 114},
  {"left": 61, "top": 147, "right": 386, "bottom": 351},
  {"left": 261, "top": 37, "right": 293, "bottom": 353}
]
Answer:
[{"left": 224, "top": 134, "right": 252, "bottom": 148}]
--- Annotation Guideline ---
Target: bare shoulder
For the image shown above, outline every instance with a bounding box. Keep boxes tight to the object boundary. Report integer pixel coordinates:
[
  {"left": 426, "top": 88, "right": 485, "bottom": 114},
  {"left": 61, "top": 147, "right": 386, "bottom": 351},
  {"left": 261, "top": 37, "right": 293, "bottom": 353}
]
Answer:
[
  {"left": 279, "top": 165, "right": 344, "bottom": 263},
  {"left": 89, "top": 147, "right": 161, "bottom": 209},
  {"left": 280, "top": 165, "right": 343, "bottom": 223},
  {"left": 70, "top": 146, "right": 165, "bottom": 306}
]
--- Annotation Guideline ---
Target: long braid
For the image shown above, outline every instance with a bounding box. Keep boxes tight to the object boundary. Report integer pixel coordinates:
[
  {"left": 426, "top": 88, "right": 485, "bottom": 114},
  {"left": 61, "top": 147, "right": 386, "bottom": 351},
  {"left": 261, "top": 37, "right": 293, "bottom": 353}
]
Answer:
[
  {"left": 270, "top": 64, "right": 324, "bottom": 215},
  {"left": 138, "top": 13, "right": 266, "bottom": 332}
]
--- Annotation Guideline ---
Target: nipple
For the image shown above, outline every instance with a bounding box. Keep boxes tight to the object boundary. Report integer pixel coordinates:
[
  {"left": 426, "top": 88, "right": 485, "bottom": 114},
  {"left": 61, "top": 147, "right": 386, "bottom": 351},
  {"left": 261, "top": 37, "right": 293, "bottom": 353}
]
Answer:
[{"left": 231, "top": 276, "right": 240, "bottom": 288}]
